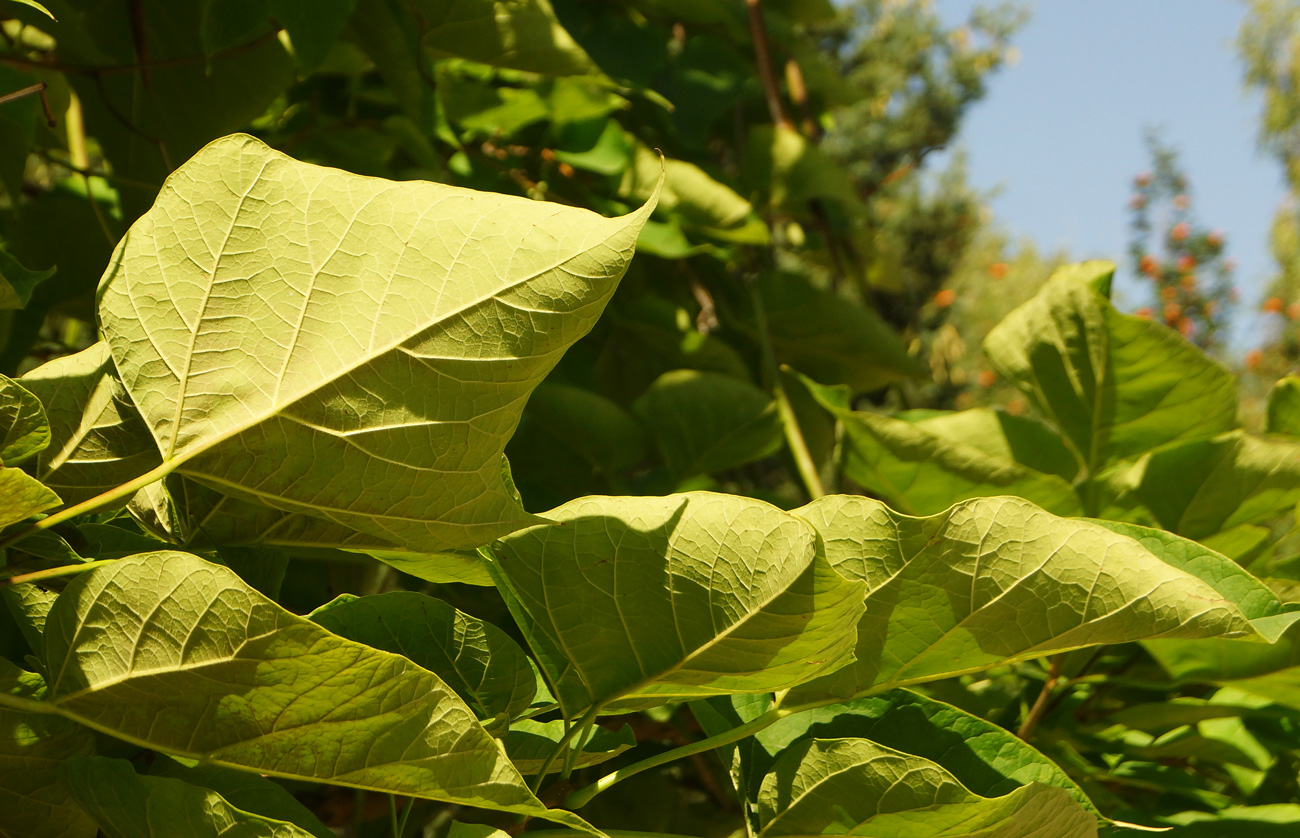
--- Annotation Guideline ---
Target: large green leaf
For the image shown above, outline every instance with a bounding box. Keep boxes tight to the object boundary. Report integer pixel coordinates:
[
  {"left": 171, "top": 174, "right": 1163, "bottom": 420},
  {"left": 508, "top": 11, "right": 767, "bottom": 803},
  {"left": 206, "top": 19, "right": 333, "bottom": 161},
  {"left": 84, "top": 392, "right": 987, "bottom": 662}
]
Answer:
[
  {"left": 739, "top": 690, "right": 1094, "bottom": 815},
  {"left": 621, "top": 145, "right": 753, "bottom": 228},
  {"left": 798, "top": 374, "right": 1082, "bottom": 517},
  {"left": 98, "top": 133, "right": 655, "bottom": 553},
  {"left": 1126, "top": 431, "right": 1300, "bottom": 540},
  {"left": 0, "top": 660, "right": 97, "bottom": 838},
  {"left": 908, "top": 408, "right": 1080, "bottom": 483},
  {"left": 36, "top": 551, "right": 596, "bottom": 831},
  {"left": 309, "top": 591, "right": 538, "bottom": 727},
  {"left": 146, "top": 757, "right": 334, "bottom": 838},
  {"left": 632, "top": 370, "right": 783, "bottom": 479},
  {"left": 1146, "top": 613, "right": 1300, "bottom": 710},
  {"left": 754, "top": 738, "right": 1096, "bottom": 838},
  {"left": 784, "top": 495, "right": 1269, "bottom": 707},
  {"left": 19, "top": 343, "right": 161, "bottom": 506},
  {"left": 61, "top": 756, "right": 319, "bottom": 838},
  {"left": 984, "top": 261, "right": 1237, "bottom": 477},
  {"left": 0, "top": 374, "right": 48, "bottom": 465},
  {"left": 487, "top": 492, "right": 867, "bottom": 717}
]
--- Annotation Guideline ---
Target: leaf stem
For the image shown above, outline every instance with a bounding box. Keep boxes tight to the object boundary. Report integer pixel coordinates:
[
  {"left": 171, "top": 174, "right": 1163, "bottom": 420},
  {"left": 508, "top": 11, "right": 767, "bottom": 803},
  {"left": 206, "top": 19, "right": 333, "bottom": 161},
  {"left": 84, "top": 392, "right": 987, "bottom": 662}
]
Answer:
[
  {"left": 564, "top": 706, "right": 786, "bottom": 809},
  {"left": 0, "top": 691, "right": 59, "bottom": 715},
  {"left": 745, "top": 0, "right": 793, "bottom": 131},
  {"left": 750, "top": 284, "right": 825, "bottom": 500},
  {"left": 0, "top": 459, "right": 176, "bottom": 550},
  {"left": 0, "top": 559, "right": 117, "bottom": 588},
  {"left": 1017, "top": 655, "right": 1063, "bottom": 741},
  {"left": 531, "top": 703, "right": 602, "bottom": 794}
]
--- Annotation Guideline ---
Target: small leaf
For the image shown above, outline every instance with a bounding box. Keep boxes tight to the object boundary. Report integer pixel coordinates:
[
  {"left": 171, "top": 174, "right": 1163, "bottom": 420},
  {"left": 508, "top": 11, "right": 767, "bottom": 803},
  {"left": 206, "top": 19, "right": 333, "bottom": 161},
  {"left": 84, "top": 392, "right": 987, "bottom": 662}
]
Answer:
[
  {"left": 0, "top": 466, "right": 60, "bottom": 529},
  {"left": 62, "top": 756, "right": 320, "bottom": 838},
  {"left": 746, "top": 125, "right": 862, "bottom": 211},
  {"left": 754, "top": 738, "right": 1096, "bottom": 838},
  {"left": 310, "top": 591, "right": 538, "bottom": 725},
  {"left": 504, "top": 719, "right": 636, "bottom": 774},
  {"left": 147, "top": 756, "right": 334, "bottom": 838},
  {"left": 271, "top": 0, "right": 357, "bottom": 71},
  {"left": 38, "top": 552, "right": 598, "bottom": 831},
  {"left": 415, "top": 0, "right": 597, "bottom": 75},
  {"left": 1267, "top": 376, "right": 1300, "bottom": 437},
  {"left": 0, "top": 374, "right": 48, "bottom": 465},
  {"left": 984, "top": 262, "right": 1238, "bottom": 473},
  {"left": 5, "top": 0, "right": 56, "bottom": 21},
  {"left": 785, "top": 495, "right": 1269, "bottom": 706},
  {"left": 19, "top": 343, "right": 161, "bottom": 506},
  {"left": 488, "top": 492, "right": 866, "bottom": 718},
  {"left": 0, "top": 659, "right": 97, "bottom": 838},
  {"left": 910, "top": 408, "right": 1080, "bottom": 483},
  {"left": 99, "top": 134, "right": 655, "bottom": 553},
  {"left": 633, "top": 370, "right": 783, "bottom": 479},
  {"left": 0, "top": 248, "right": 55, "bottom": 311},
  {"left": 621, "top": 144, "right": 753, "bottom": 228}
]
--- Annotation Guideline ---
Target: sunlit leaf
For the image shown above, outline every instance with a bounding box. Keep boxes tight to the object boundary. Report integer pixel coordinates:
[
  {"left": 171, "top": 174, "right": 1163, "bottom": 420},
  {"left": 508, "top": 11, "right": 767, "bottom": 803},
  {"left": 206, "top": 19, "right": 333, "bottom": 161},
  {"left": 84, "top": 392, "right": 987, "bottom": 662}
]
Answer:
[
  {"left": 0, "top": 249, "right": 55, "bottom": 311},
  {"left": 984, "top": 261, "right": 1237, "bottom": 476},
  {"left": 20, "top": 343, "right": 161, "bottom": 506},
  {"left": 0, "top": 374, "right": 48, "bottom": 466},
  {"left": 754, "top": 738, "right": 1096, "bottom": 838},
  {"left": 98, "top": 133, "right": 655, "bottom": 553},
  {"left": 38, "top": 552, "right": 598, "bottom": 831},
  {"left": 1267, "top": 376, "right": 1300, "bottom": 437},
  {"left": 0, "top": 466, "right": 61, "bottom": 529},
  {"left": 488, "top": 492, "right": 866, "bottom": 717},
  {"left": 504, "top": 719, "right": 635, "bottom": 774},
  {"left": 785, "top": 495, "right": 1269, "bottom": 706}
]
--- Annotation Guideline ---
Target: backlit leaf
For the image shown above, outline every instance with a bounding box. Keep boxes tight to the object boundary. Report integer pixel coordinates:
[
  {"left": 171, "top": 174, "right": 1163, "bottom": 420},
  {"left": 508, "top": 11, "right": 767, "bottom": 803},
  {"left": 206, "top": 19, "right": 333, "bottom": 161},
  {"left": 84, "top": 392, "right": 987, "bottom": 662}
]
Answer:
[
  {"left": 754, "top": 738, "right": 1096, "bottom": 838},
  {"left": 98, "top": 133, "right": 655, "bottom": 553},
  {"left": 784, "top": 495, "right": 1268, "bottom": 707},
  {"left": 0, "top": 467, "right": 60, "bottom": 529},
  {"left": 488, "top": 492, "right": 867, "bottom": 717},
  {"left": 1266, "top": 376, "right": 1300, "bottom": 437},
  {"left": 0, "top": 248, "right": 55, "bottom": 311},
  {"left": 38, "top": 551, "right": 597, "bottom": 831},
  {"left": 984, "top": 261, "right": 1237, "bottom": 475},
  {"left": 415, "top": 0, "right": 596, "bottom": 75},
  {"left": 504, "top": 719, "right": 636, "bottom": 774},
  {"left": 0, "top": 374, "right": 48, "bottom": 465}
]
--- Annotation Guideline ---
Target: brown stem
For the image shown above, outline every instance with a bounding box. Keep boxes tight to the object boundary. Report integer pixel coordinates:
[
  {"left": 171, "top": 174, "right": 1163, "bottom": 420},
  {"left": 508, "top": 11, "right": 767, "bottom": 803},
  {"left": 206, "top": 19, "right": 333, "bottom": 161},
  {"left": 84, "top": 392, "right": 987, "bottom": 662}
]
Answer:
[
  {"left": 1017, "top": 656, "right": 1064, "bottom": 742},
  {"left": 746, "top": 0, "right": 793, "bottom": 130},
  {"left": 0, "top": 29, "right": 280, "bottom": 78},
  {"left": 784, "top": 58, "right": 819, "bottom": 139}
]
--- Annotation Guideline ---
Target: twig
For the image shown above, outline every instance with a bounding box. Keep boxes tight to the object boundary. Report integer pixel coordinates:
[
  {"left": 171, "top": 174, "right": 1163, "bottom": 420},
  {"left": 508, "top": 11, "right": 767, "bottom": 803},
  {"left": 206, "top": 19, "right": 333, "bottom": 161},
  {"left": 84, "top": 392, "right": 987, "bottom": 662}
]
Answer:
[
  {"left": 0, "top": 559, "right": 116, "bottom": 588},
  {"left": 0, "top": 81, "right": 55, "bottom": 126},
  {"left": 746, "top": 0, "right": 793, "bottom": 130},
  {"left": 1017, "top": 656, "right": 1064, "bottom": 741}
]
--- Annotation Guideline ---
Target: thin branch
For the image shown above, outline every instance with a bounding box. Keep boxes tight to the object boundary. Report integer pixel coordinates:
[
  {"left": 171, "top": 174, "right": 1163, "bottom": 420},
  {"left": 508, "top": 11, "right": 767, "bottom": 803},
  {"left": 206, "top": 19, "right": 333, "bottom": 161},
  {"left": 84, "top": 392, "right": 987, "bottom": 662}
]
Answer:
[
  {"left": 0, "top": 28, "right": 281, "bottom": 78},
  {"left": 746, "top": 0, "right": 794, "bottom": 130},
  {"left": 0, "top": 559, "right": 117, "bottom": 588},
  {"left": 1017, "top": 656, "right": 1064, "bottom": 741}
]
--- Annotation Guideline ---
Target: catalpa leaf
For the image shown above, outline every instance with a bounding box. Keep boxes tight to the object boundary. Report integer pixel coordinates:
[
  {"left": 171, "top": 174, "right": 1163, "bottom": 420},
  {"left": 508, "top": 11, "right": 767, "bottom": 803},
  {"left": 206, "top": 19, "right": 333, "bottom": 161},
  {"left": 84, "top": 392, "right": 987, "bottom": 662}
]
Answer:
[
  {"left": 0, "top": 466, "right": 61, "bottom": 529},
  {"left": 20, "top": 343, "right": 161, "bottom": 506},
  {"left": 37, "top": 551, "right": 597, "bottom": 832},
  {"left": 984, "top": 261, "right": 1237, "bottom": 475},
  {"left": 754, "top": 738, "right": 1096, "bottom": 838},
  {"left": 784, "top": 495, "right": 1268, "bottom": 707},
  {"left": 310, "top": 591, "right": 539, "bottom": 726},
  {"left": 740, "top": 690, "right": 1095, "bottom": 816},
  {"left": 416, "top": 0, "right": 597, "bottom": 75},
  {"left": 797, "top": 373, "right": 1082, "bottom": 517},
  {"left": 487, "top": 492, "right": 867, "bottom": 718},
  {"left": 61, "top": 756, "right": 319, "bottom": 838},
  {"left": 0, "top": 659, "right": 97, "bottom": 838},
  {"left": 0, "top": 373, "right": 48, "bottom": 466},
  {"left": 98, "top": 133, "right": 655, "bottom": 553},
  {"left": 1267, "top": 376, "right": 1300, "bottom": 437}
]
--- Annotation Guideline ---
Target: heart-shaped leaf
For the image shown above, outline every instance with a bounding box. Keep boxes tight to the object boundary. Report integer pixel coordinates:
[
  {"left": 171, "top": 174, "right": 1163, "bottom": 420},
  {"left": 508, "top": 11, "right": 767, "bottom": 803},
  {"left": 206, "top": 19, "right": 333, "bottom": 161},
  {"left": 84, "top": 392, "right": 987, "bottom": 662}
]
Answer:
[{"left": 98, "top": 133, "right": 655, "bottom": 552}]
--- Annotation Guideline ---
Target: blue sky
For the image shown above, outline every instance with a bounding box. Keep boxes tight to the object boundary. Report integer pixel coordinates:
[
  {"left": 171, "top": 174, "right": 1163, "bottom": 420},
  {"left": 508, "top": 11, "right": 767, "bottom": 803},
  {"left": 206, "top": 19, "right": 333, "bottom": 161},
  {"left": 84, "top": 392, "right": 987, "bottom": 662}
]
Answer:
[{"left": 932, "top": 0, "right": 1286, "bottom": 348}]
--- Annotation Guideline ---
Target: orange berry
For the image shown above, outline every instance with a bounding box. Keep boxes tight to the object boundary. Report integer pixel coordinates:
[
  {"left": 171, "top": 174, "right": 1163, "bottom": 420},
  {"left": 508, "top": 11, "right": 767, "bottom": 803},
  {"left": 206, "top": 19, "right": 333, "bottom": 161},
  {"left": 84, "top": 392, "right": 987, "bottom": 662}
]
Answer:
[
  {"left": 558, "top": 162, "right": 575, "bottom": 178},
  {"left": 1204, "top": 300, "right": 1218, "bottom": 316},
  {"left": 1171, "top": 222, "right": 1191, "bottom": 241},
  {"left": 1134, "top": 306, "right": 1154, "bottom": 319},
  {"left": 1179, "top": 317, "right": 1195, "bottom": 338},
  {"left": 1135, "top": 171, "right": 1153, "bottom": 187},
  {"left": 1160, "top": 285, "right": 1178, "bottom": 302},
  {"left": 977, "top": 369, "right": 996, "bottom": 388},
  {"left": 1264, "top": 296, "right": 1285, "bottom": 313},
  {"left": 1173, "top": 194, "right": 1190, "bottom": 210},
  {"left": 1163, "top": 302, "right": 1182, "bottom": 322},
  {"left": 1207, "top": 230, "right": 1224, "bottom": 248},
  {"left": 934, "top": 288, "right": 957, "bottom": 307},
  {"left": 1129, "top": 193, "right": 1146, "bottom": 210},
  {"left": 1246, "top": 349, "right": 1264, "bottom": 371},
  {"left": 540, "top": 148, "right": 556, "bottom": 162},
  {"left": 1005, "top": 398, "right": 1026, "bottom": 416},
  {"left": 1176, "top": 255, "right": 1196, "bottom": 272},
  {"left": 988, "top": 262, "right": 1009, "bottom": 280},
  {"left": 1139, "top": 254, "right": 1159, "bottom": 276},
  {"left": 1180, "top": 274, "right": 1197, "bottom": 291},
  {"left": 1288, "top": 302, "right": 1300, "bottom": 320}
]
